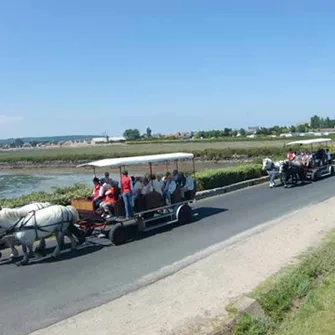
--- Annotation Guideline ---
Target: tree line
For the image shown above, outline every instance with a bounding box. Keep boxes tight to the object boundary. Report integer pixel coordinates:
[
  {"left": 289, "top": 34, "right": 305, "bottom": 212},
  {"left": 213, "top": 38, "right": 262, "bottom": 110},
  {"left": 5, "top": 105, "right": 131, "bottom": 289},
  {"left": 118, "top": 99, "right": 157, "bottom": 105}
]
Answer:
[{"left": 123, "top": 114, "right": 335, "bottom": 140}]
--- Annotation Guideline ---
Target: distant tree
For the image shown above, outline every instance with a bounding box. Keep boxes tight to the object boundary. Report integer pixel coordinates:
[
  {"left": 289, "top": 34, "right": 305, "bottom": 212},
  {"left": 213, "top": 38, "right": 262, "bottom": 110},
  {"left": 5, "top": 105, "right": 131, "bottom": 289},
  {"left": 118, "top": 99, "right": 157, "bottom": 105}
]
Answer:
[
  {"left": 146, "top": 127, "right": 152, "bottom": 138},
  {"left": 123, "top": 129, "right": 141, "bottom": 140},
  {"left": 11, "top": 138, "right": 24, "bottom": 148},
  {"left": 239, "top": 128, "right": 247, "bottom": 136},
  {"left": 290, "top": 125, "right": 297, "bottom": 133},
  {"left": 223, "top": 128, "right": 232, "bottom": 137},
  {"left": 256, "top": 127, "right": 271, "bottom": 136},
  {"left": 310, "top": 115, "right": 321, "bottom": 129},
  {"left": 324, "top": 117, "right": 331, "bottom": 128},
  {"left": 270, "top": 126, "right": 282, "bottom": 135},
  {"left": 296, "top": 124, "right": 306, "bottom": 133}
]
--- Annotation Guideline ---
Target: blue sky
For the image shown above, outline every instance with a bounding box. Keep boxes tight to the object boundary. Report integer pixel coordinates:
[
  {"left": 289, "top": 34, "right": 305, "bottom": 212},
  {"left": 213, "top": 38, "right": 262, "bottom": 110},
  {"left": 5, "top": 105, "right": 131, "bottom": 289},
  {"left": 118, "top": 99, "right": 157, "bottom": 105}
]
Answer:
[{"left": 1, "top": 1, "right": 335, "bottom": 138}]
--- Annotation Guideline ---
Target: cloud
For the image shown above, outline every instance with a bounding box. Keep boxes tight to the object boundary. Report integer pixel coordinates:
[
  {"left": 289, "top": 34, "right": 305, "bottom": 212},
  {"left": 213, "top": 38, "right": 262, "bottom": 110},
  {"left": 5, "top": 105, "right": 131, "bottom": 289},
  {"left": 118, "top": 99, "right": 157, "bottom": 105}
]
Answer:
[{"left": 0, "top": 115, "right": 23, "bottom": 124}]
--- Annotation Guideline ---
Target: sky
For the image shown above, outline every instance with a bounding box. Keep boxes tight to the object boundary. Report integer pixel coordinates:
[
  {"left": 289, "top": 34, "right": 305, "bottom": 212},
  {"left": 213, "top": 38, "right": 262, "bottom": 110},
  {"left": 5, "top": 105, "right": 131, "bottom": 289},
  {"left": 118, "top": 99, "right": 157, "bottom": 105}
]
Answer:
[{"left": 1, "top": 0, "right": 335, "bottom": 138}]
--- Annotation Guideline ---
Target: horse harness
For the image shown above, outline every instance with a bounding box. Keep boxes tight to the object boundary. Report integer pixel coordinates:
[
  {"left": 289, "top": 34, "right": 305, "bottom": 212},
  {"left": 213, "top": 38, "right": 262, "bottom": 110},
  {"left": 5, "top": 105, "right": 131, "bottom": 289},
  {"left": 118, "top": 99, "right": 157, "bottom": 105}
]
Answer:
[{"left": 5, "top": 207, "right": 73, "bottom": 240}]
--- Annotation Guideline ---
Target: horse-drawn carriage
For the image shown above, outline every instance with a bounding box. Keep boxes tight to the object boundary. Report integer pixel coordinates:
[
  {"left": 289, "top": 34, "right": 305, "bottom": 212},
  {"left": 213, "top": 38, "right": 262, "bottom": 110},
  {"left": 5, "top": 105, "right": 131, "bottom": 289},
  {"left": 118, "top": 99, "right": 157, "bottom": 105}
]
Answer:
[
  {"left": 284, "top": 138, "right": 335, "bottom": 181},
  {"left": 72, "top": 152, "right": 197, "bottom": 245},
  {"left": 263, "top": 138, "right": 335, "bottom": 188}
]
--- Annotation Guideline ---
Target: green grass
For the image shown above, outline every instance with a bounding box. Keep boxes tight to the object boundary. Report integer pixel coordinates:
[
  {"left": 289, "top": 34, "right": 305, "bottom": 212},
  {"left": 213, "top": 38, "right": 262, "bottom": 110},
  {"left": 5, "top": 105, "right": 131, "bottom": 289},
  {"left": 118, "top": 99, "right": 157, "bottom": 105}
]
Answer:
[
  {"left": 0, "top": 140, "right": 304, "bottom": 163},
  {"left": 196, "top": 164, "right": 263, "bottom": 191},
  {"left": 273, "top": 276, "right": 335, "bottom": 335},
  {"left": 232, "top": 233, "right": 335, "bottom": 335}
]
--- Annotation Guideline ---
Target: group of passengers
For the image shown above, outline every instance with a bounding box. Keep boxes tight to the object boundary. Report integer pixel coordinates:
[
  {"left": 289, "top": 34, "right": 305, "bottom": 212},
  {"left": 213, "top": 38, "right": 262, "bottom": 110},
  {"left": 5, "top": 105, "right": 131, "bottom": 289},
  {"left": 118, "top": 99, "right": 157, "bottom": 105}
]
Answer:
[
  {"left": 287, "top": 148, "right": 333, "bottom": 166},
  {"left": 89, "top": 170, "right": 195, "bottom": 219}
]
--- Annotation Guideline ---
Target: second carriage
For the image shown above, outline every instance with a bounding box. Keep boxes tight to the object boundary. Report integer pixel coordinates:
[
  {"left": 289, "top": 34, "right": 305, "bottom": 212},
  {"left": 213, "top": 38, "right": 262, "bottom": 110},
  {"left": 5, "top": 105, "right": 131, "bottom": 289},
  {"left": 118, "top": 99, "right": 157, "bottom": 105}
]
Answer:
[{"left": 284, "top": 138, "right": 335, "bottom": 181}]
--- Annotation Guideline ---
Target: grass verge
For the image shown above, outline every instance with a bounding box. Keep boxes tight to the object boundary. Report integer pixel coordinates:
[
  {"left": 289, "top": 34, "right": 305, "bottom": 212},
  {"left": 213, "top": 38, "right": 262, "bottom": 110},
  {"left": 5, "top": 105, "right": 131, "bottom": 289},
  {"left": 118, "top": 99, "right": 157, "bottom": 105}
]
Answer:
[{"left": 232, "top": 232, "right": 335, "bottom": 335}]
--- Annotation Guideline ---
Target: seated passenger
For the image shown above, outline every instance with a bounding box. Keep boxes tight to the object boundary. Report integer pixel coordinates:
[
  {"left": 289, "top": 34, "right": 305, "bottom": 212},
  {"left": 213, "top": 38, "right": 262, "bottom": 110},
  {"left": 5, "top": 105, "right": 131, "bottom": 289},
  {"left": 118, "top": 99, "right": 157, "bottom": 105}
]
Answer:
[
  {"left": 172, "top": 170, "right": 180, "bottom": 182},
  {"left": 89, "top": 177, "right": 102, "bottom": 210},
  {"left": 99, "top": 175, "right": 112, "bottom": 199},
  {"left": 151, "top": 174, "right": 163, "bottom": 196},
  {"left": 287, "top": 149, "right": 296, "bottom": 161},
  {"left": 99, "top": 181, "right": 120, "bottom": 217},
  {"left": 179, "top": 172, "right": 186, "bottom": 187},
  {"left": 100, "top": 172, "right": 112, "bottom": 185},
  {"left": 163, "top": 175, "right": 177, "bottom": 204},
  {"left": 162, "top": 171, "right": 170, "bottom": 182},
  {"left": 326, "top": 149, "right": 332, "bottom": 164},
  {"left": 132, "top": 176, "right": 142, "bottom": 197},
  {"left": 141, "top": 178, "right": 152, "bottom": 195},
  {"left": 157, "top": 174, "right": 165, "bottom": 193},
  {"left": 182, "top": 173, "right": 195, "bottom": 200}
]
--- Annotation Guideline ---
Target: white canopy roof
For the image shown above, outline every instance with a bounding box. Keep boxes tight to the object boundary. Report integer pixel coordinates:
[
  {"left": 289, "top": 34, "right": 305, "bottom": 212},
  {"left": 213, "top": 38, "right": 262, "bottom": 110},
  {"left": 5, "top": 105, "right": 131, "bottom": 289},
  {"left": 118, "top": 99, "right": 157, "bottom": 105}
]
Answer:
[
  {"left": 285, "top": 138, "right": 332, "bottom": 146},
  {"left": 77, "top": 152, "right": 194, "bottom": 168}
]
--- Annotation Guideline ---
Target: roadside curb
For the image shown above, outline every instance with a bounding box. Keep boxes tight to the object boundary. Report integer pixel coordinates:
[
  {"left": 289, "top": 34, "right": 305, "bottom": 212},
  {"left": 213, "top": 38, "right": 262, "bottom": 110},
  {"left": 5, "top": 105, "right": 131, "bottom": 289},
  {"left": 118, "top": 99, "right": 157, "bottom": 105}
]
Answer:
[{"left": 195, "top": 176, "right": 269, "bottom": 201}]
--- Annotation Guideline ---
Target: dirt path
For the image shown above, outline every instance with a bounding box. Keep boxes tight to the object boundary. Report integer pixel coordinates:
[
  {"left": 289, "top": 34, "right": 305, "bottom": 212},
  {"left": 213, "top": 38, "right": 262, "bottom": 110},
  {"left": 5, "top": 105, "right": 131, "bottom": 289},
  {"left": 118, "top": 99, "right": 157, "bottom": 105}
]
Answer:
[{"left": 30, "top": 197, "right": 335, "bottom": 335}]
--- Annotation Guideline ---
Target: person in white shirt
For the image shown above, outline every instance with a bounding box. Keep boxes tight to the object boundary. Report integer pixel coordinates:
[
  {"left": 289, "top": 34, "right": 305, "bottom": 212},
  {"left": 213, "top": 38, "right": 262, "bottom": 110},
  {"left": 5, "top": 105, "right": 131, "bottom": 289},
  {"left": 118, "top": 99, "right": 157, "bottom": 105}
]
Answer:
[
  {"left": 326, "top": 149, "right": 332, "bottom": 164},
  {"left": 99, "top": 179, "right": 112, "bottom": 198},
  {"left": 132, "top": 177, "right": 142, "bottom": 197},
  {"left": 182, "top": 173, "right": 195, "bottom": 200},
  {"left": 150, "top": 174, "right": 164, "bottom": 196},
  {"left": 163, "top": 175, "right": 176, "bottom": 204},
  {"left": 141, "top": 178, "right": 152, "bottom": 195}
]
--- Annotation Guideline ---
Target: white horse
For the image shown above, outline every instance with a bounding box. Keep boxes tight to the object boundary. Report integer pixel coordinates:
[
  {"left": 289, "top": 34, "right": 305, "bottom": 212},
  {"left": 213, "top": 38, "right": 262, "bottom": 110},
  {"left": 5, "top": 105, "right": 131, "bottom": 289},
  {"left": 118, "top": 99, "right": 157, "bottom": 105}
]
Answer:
[
  {"left": 0, "top": 204, "right": 79, "bottom": 265},
  {"left": 0, "top": 202, "right": 51, "bottom": 259},
  {"left": 262, "top": 158, "right": 284, "bottom": 188}
]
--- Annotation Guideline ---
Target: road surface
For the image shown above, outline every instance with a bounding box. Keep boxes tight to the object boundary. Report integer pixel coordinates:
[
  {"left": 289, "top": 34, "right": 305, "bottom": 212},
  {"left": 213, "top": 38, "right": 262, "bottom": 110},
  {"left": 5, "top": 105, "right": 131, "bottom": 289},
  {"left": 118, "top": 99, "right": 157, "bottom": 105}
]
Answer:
[{"left": 1, "top": 177, "right": 335, "bottom": 335}]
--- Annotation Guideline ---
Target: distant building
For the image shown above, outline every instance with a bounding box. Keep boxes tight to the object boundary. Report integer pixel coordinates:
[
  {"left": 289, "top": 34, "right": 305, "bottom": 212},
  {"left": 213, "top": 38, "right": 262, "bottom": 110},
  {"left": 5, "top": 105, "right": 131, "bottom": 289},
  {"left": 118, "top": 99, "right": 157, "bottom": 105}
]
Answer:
[
  {"left": 23, "top": 142, "right": 32, "bottom": 148},
  {"left": 248, "top": 126, "right": 260, "bottom": 132},
  {"left": 91, "top": 137, "right": 108, "bottom": 144},
  {"left": 109, "top": 136, "right": 125, "bottom": 142}
]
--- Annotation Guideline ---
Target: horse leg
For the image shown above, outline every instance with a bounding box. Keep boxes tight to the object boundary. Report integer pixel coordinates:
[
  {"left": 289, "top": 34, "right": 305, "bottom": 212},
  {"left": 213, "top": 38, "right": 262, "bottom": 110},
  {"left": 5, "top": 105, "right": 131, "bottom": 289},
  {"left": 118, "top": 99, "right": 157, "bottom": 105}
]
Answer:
[
  {"left": 269, "top": 172, "right": 275, "bottom": 188},
  {"left": 35, "top": 238, "right": 46, "bottom": 256},
  {"left": 17, "top": 243, "right": 33, "bottom": 266},
  {"left": 67, "top": 223, "right": 86, "bottom": 245},
  {"left": 6, "top": 236, "right": 20, "bottom": 259},
  {"left": 66, "top": 230, "right": 77, "bottom": 251},
  {"left": 52, "top": 231, "right": 64, "bottom": 258},
  {"left": 34, "top": 239, "right": 46, "bottom": 257}
]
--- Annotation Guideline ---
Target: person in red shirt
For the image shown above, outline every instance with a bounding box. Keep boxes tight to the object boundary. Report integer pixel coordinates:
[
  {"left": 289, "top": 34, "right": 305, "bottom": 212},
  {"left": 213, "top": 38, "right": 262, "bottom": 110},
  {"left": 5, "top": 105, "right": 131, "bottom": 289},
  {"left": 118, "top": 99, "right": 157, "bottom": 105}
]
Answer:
[
  {"left": 121, "top": 171, "right": 134, "bottom": 218},
  {"left": 287, "top": 149, "right": 296, "bottom": 161},
  {"left": 99, "top": 182, "right": 120, "bottom": 217},
  {"left": 89, "top": 177, "right": 102, "bottom": 210}
]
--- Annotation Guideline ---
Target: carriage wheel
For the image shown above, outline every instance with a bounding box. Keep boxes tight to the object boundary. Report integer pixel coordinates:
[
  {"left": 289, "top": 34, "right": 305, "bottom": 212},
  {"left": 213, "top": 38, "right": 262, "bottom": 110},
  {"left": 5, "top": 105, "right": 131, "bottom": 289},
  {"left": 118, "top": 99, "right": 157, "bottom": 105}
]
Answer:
[
  {"left": 176, "top": 204, "right": 192, "bottom": 226},
  {"left": 109, "top": 223, "right": 127, "bottom": 245}
]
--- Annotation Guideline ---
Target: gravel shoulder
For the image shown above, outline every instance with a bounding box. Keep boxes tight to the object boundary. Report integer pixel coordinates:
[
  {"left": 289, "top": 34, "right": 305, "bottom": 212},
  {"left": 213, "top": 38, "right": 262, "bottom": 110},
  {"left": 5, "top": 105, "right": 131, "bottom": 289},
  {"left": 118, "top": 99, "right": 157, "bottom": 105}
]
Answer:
[{"left": 30, "top": 196, "right": 335, "bottom": 335}]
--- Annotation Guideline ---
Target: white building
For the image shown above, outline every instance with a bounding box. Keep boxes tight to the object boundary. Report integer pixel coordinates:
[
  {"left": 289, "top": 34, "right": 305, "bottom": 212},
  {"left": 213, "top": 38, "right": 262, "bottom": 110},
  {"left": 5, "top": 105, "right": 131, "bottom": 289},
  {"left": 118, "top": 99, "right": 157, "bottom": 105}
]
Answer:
[{"left": 91, "top": 137, "right": 108, "bottom": 144}]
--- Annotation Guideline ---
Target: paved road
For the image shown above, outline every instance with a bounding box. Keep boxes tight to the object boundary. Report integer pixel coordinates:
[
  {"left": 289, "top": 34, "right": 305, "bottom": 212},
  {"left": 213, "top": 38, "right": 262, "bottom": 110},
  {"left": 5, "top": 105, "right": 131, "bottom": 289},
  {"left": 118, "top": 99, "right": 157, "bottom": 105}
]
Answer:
[{"left": 1, "top": 177, "right": 335, "bottom": 335}]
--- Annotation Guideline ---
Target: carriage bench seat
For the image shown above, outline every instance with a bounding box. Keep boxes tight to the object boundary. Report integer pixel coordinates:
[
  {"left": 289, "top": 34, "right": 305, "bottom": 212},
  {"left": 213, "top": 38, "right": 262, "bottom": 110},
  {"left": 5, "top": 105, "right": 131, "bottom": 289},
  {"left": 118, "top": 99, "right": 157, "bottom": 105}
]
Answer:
[{"left": 71, "top": 198, "right": 94, "bottom": 212}]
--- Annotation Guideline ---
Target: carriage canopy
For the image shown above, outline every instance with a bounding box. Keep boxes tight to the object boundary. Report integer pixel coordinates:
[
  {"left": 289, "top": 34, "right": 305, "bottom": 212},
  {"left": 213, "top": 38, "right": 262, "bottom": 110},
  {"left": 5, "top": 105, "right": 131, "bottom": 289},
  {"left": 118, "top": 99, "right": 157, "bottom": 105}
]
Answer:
[
  {"left": 285, "top": 138, "right": 332, "bottom": 146},
  {"left": 76, "top": 152, "right": 194, "bottom": 169}
]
